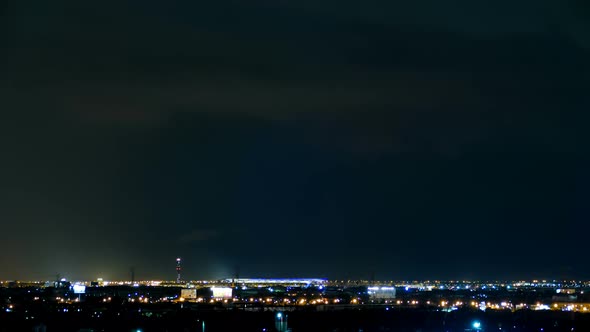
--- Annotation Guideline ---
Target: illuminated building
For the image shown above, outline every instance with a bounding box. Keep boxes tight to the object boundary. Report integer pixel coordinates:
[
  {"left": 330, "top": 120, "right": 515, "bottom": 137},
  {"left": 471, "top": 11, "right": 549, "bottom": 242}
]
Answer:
[
  {"left": 367, "top": 286, "right": 396, "bottom": 302},
  {"left": 176, "top": 258, "right": 182, "bottom": 284}
]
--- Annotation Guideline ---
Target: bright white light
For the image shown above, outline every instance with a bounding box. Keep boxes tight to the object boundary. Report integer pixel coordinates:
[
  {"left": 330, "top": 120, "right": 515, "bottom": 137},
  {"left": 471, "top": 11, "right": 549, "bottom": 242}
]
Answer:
[
  {"left": 211, "top": 287, "right": 232, "bottom": 299},
  {"left": 276, "top": 313, "right": 282, "bottom": 319},
  {"left": 72, "top": 285, "right": 86, "bottom": 294},
  {"left": 472, "top": 321, "right": 481, "bottom": 329}
]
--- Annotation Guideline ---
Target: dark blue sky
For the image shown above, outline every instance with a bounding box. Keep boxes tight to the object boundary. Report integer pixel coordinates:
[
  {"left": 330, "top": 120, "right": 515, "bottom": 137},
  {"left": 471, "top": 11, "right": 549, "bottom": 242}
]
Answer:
[{"left": 0, "top": 0, "right": 589, "bottom": 281}]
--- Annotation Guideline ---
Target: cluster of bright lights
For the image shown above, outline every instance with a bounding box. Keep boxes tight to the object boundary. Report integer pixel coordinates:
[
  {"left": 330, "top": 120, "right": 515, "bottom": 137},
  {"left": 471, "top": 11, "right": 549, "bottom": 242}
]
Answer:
[
  {"left": 211, "top": 287, "right": 233, "bottom": 299},
  {"left": 227, "top": 278, "right": 326, "bottom": 285}
]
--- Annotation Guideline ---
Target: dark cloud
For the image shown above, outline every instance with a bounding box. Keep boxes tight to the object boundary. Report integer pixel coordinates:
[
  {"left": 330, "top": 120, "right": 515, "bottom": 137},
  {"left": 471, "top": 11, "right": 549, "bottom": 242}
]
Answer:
[
  {"left": 179, "top": 229, "right": 220, "bottom": 244},
  {"left": 0, "top": 0, "right": 588, "bottom": 281}
]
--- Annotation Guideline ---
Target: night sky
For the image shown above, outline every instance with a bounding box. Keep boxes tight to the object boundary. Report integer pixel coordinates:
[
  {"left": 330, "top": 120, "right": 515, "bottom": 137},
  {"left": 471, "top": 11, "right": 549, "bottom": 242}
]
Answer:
[{"left": 1, "top": 0, "right": 589, "bottom": 281}]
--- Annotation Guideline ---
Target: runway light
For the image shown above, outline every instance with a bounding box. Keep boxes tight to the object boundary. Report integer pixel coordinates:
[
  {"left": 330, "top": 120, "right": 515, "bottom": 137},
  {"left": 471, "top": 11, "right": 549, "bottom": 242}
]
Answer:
[
  {"left": 276, "top": 312, "right": 282, "bottom": 319},
  {"left": 472, "top": 321, "right": 482, "bottom": 329}
]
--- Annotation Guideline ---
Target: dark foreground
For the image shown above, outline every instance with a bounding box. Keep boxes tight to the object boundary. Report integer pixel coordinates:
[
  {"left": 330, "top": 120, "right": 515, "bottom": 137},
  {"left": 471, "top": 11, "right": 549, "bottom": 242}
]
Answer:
[{"left": 2, "top": 307, "right": 590, "bottom": 332}]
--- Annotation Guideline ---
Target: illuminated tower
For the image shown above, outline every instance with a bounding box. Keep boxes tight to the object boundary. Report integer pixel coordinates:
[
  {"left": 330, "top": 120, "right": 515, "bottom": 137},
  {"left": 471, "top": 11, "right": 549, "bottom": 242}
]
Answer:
[{"left": 176, "top": 258, "right": 182, "bottom": 283}]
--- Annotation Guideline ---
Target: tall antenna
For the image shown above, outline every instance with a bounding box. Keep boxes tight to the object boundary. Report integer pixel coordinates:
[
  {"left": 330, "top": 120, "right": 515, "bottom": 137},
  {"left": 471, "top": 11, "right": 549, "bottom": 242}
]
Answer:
[{"left": 176, "top": 258, "right": 182, "bottom": 283}]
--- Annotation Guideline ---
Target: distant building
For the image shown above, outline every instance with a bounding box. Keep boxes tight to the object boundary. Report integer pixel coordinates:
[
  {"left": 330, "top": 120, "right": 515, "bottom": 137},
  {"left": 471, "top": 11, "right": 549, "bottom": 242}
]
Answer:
[
  {"left": 367, "top": 286, "right": 396, "bottom": 302},
  {"left": 181, "top": 288, "right": 197, "bottom": 300},
  {"left": 211, "top": 287, "right": 233, "bottom": 299}
]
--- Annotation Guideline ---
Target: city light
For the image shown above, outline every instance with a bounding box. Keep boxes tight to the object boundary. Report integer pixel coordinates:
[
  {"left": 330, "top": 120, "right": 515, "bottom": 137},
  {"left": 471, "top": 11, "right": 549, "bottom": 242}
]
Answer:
[{"left": 4, "top": 278, "right": 590, "bottom": 330}]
